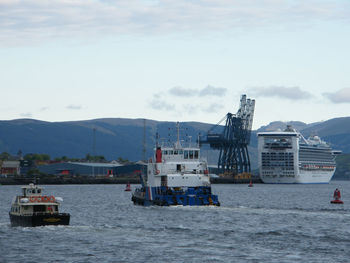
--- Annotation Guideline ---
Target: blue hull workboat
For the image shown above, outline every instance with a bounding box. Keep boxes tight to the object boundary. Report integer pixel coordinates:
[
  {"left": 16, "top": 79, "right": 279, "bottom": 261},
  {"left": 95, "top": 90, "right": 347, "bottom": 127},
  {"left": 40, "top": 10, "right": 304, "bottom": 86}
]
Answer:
[{"left": 132, "top": 122, "right": 220, "bottom": 206}]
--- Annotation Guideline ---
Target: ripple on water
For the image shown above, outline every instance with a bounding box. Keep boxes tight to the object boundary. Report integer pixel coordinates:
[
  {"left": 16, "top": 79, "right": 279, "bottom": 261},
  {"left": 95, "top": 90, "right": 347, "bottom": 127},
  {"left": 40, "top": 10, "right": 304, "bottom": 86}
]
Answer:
[{"left": 1, "top": 183, "right": 350, "bottom": 262}]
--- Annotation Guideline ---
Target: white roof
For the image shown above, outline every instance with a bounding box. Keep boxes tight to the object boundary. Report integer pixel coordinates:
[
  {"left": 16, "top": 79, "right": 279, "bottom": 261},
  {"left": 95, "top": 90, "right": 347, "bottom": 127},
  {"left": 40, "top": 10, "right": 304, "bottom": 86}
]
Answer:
[
  {"left": 257, "top": 131, "right": 298, "bottom": 136},
  {"left": 2, "top": 161, "right": 20, "bottom": 168},
  {"left": 71, "top": 162, "right": 123, "bottom": 167}
]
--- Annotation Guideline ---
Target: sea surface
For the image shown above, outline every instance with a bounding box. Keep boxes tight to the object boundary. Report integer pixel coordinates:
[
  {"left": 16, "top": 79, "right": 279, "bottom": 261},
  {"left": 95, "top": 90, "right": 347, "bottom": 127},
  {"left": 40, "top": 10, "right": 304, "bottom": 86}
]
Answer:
[{"left": 1, "top": 181, "right": 350, "bottom": 263}]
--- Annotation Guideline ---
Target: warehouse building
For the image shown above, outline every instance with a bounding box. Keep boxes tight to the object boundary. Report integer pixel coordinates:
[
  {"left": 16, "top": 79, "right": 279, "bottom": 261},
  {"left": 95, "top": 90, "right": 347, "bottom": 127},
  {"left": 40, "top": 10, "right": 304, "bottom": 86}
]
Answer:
[{"left": 38, "top": 162, "right": 145, "bottom": 177}]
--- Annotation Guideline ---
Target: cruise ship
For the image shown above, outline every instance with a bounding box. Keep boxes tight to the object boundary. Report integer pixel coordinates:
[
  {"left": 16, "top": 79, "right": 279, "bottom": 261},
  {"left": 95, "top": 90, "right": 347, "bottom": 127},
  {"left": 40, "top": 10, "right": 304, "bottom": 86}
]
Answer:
[{"left": 257, "top": 125, "right": 339, "bottom": 184}]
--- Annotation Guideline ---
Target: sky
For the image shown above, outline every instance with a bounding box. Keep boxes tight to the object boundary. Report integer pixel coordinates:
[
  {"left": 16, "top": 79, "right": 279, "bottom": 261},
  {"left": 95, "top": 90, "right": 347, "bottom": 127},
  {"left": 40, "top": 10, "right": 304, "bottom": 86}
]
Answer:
[{"left": 1, "top": 0, "right": 350, "bottom": 130}]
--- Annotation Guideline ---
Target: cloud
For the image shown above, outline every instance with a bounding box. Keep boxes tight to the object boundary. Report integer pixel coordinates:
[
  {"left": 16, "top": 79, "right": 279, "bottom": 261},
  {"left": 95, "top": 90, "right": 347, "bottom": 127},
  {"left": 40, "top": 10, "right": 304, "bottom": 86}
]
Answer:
[
  {"left": 169, "top": 87, "right": 197, "bottom": 97},
  {"left": 66, "top": 104, "right": 82, "bottom": 110},
  {"left": 201, "top": 103, "right": 225, "bottom": 113},
  {"left": 20, "top": 112, "right": 33, "bottom": 118},
  {"left": 150, "top": 85, "right": 227, "bottom": 115},
  {"left": 40, "top": 106, "right": 49, "bottom": 111},
  {"left": 248, "top": 86, "right": 313, "bottom": 100},
  {"left": 323, "top": 88, "right": 350, "bottom": 103},
  {"left": 168, "top": 85, "right": 227, "bottom": 98},
  {"left": 199, "top": 86, "right": 227, "bottom": 97},
  {"left": 1, "top": 0, "right": 349, "bottom": 45},
  {"left": 149, "top": 99, "right": 175, "bottom": 111}
]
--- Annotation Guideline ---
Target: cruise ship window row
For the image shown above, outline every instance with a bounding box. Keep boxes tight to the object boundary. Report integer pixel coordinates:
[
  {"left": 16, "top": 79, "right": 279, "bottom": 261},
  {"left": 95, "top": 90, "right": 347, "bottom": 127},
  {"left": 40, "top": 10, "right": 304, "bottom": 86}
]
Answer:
[
  {"left": 262, "top": 157, "right": 294, "bottom": 161},
  {"left": 262, "top": 162, "right": 294, "bottom": 167},
  {"left": 299, "top": 161, "right": 336, "bottom": 165},
  {"left": 261, "top": 171, "right": 295, "bottom": 176},
  {"left": 299, "top": 147, "right": 332, "bottom": 152},
  {"left": 299, "top": 154, "right": 333, "bottom": 158},
  {"left": 299, "top": 150, "right": 332, "bottom": 155},
  {"left": 299, "top": 156, "right": 334, "bottom": 161},
  {"left": 262, "top": 152, "right": 294, "bottom": 156}
]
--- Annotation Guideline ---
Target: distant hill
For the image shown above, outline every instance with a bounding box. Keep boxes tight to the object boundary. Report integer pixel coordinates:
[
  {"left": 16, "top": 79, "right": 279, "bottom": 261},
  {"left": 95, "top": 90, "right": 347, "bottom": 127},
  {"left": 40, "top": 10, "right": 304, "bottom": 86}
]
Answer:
[
  {"left": 0, "top": 118, "right": 214, "bottom": 162},
  {"left": 0, "top": 116, "right": 349, "bottom": 179}
]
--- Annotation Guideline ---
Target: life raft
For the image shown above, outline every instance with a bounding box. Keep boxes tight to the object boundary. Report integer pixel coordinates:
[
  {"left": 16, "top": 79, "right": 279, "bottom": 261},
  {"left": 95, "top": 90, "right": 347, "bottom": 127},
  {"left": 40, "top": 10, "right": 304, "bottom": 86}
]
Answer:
[{"left": 29, "top": 195, "right": 56, "bottom": 203}]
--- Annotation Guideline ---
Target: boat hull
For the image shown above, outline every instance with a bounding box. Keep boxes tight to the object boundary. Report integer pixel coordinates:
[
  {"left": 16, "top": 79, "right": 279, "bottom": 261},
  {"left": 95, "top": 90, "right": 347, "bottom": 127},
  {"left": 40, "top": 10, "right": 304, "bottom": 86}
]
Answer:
[
  {"left": 132, "top": 186, "right": 220, "bottom": 206},
  {"left": 260, "top": 170, "right": 335, "bottom": 184},
  {"left": 9, "top": 212, "right": 70, "bottom": 227}
]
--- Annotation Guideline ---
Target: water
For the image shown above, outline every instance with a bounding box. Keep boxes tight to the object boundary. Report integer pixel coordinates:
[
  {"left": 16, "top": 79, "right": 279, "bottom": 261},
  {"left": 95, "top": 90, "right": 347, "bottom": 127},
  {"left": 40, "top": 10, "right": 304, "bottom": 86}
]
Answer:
[{"left": 1, "top": 182, "right": 350, "bottom": 263}]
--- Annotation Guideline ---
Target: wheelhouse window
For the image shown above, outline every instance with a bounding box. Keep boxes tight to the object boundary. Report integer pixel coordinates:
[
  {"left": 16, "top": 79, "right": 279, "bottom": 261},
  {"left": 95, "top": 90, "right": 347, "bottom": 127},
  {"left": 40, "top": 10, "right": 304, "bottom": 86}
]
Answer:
[
  {"left": 194, "top": 151, "right": 199, "bottom": 159},
  {"left": 184, "top": 151, "right": 189, "bottom": 159}
]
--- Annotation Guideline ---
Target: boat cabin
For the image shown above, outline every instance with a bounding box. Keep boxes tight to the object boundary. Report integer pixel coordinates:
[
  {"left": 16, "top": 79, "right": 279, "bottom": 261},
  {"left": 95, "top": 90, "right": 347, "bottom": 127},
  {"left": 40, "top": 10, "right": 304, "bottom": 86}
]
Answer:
[
  {"left": 22, "top": 183, "right": 43, "bottom": 197},
  {"left": 10, "top": 184, "right": 59, "bottom": 216}
]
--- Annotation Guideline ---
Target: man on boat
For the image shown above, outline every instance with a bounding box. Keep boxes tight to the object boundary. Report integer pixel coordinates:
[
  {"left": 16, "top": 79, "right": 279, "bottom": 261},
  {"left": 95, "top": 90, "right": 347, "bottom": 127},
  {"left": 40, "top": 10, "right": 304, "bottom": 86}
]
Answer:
[{"left": 333, "top": 188, "right": 341, "bottom": 200}]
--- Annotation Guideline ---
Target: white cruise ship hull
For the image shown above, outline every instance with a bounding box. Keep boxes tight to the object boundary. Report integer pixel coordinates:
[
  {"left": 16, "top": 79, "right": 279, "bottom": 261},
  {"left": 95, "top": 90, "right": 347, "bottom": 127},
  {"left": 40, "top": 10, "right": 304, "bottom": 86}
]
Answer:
[{"left": 260, "top": 169, "right": 335, "bottom": 184}]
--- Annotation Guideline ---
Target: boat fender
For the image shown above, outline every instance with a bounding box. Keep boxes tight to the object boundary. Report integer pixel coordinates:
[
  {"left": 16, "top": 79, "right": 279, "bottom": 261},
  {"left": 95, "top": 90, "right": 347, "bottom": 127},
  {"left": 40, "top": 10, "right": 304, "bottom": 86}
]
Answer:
[
  {"left": 55, "top": 197, "right": 63, "bottom": 202},
  {"left": 155, "top": 170, "right": 160, "bottom": 174}
]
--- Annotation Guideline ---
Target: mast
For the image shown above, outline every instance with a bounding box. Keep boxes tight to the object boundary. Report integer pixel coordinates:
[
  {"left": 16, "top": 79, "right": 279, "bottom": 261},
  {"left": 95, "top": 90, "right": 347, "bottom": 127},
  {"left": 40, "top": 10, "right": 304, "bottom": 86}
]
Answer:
[
  {"left": 175, "top": 121, "right": 182, "bottom": 148},
  {"left": 143, "top": 119, "right": 146, "bottom": 162}
]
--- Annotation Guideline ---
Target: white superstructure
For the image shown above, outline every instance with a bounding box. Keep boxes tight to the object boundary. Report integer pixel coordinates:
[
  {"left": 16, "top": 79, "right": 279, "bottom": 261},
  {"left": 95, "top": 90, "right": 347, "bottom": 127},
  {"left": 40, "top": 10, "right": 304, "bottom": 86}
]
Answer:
[
  {"left": 146, "top": 124, "right": 211, "bottom": 188},
  {"left": 257, "top": 126, "right": 337, "bottom": 184}
]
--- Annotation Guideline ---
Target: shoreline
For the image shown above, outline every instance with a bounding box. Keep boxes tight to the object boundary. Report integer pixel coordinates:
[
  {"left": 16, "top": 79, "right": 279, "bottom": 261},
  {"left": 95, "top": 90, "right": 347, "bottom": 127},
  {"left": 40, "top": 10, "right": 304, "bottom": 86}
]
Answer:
[{"left": 0, "top": 176, "right": 263, "bottom": 185}]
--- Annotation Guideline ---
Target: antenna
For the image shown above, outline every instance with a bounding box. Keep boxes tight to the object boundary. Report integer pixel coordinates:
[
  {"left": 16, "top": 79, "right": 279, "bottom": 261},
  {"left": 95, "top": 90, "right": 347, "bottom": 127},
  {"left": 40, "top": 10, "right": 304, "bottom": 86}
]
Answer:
[
  {"left": 92, "top": 127, "right": 96, "bottom": 157},
  {"left": 143, "top": 119, "right": 146, "bottom": 162}
]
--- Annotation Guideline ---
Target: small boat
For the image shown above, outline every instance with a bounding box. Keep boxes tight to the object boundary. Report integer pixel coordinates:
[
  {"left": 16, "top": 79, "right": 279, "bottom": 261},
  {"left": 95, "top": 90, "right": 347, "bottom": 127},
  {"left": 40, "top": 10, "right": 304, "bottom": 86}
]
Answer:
[
  {"left": 9, "top": 184, "right": 70, "bottom": 227},
  {"left": 330, "top": 199, "right": 344, "bottom": 204},
  {"left": 132, "top": 122, "right": 220, "bottom": 206},
  {"left": 125, "top": 183, "right": 132, "bottom": 191}
]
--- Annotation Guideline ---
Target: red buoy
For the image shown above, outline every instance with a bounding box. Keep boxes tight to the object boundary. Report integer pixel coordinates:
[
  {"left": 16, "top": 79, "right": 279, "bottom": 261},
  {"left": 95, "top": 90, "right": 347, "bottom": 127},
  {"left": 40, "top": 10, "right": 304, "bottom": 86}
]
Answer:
[
  {"left": 331, "top": 188, "right": 343, "bottom": 204},
  {"left": 125, "top": 183, "right": 131, "bottom": 191},
  {"left": 248, "top": 180, "right": 253, "bottom": 187}
]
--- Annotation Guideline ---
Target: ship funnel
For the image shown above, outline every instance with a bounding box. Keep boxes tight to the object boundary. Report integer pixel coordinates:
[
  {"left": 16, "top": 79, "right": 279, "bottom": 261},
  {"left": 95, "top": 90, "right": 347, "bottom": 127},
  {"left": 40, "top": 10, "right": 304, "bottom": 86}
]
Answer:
[{"left": 156, "top": 147, "right": 162, "bottom": 163}]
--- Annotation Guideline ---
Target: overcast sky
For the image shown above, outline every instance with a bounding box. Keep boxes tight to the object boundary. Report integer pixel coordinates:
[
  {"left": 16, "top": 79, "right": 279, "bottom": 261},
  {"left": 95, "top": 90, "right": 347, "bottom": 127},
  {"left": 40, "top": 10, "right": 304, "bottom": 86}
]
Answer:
[{"left": 1, "top": 0, "right": 350, "bottom": 129}]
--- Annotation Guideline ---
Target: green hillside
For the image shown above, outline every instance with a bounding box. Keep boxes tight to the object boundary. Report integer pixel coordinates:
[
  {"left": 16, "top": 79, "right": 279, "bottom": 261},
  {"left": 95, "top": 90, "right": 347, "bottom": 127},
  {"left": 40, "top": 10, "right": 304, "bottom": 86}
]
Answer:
[{"left": 334, "top": 153, "right": 350, "bottom": 180}]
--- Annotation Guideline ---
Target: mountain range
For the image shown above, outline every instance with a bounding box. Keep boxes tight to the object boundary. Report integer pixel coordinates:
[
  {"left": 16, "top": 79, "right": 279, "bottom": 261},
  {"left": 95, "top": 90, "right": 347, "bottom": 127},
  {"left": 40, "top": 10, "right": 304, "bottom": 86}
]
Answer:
[{"left": 0, "top": 117, "right": 349, "bottom": 179}]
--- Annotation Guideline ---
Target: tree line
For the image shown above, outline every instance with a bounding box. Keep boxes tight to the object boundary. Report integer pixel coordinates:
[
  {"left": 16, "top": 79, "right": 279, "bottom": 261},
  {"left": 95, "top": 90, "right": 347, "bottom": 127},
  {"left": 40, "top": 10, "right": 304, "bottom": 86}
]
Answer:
[{"left": 0, "top": 152, "right": 130, "bottom": 163}]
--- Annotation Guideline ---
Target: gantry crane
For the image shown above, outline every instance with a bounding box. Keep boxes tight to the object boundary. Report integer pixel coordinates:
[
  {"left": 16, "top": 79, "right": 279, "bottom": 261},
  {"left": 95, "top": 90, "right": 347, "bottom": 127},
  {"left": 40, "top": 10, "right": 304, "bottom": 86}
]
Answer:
[{"left": 200, "top": 95, "right": 255, "bottom": 175}]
